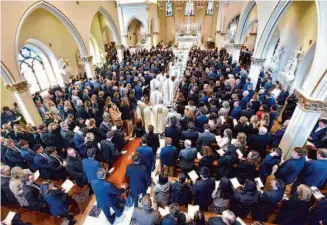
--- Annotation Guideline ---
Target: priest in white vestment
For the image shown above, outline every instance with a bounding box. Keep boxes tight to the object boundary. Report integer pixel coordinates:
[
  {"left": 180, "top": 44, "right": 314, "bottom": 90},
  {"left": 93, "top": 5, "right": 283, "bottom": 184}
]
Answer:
[
  {"left": 166, "top": 107, "right": 182, "bottom": 127},
  {"left": 162, "top": 75, "right": 177, "bottom": 105},
  {"left": 150, "top": 87, "right": 163, "bottom": 107},
  {"left": 153, "top": 100, "right": 169, "bottom": 134},
  {"left": 150, "top": 76, "right": 161, "bottom": 95},
  {"left": 143, "top": 106, "right": 155, "bottom": 133},
  {"left": 136, "top": 99, "right": 147, "bottom": 124}
]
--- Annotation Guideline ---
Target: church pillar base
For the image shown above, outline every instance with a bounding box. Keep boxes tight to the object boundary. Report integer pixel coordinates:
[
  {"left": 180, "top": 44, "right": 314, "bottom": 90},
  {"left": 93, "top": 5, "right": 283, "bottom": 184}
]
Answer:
[
  {"left": 231, "top": 43, "right": 242, "bottom": 64},
  {"left": 248, "top": 57, "right": 266, "bottom": 88}
]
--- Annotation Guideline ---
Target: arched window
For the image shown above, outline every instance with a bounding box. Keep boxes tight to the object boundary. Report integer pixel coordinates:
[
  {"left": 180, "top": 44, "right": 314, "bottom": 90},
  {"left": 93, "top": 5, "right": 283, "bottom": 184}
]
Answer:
[
  {"left": 166, "top": 0, "right": 173, "bottom": 16},
  {"left": 185, "top": 0, "right": 194, "bottom": 16},
  {"left": 18, "top": 46, "right": 57, "bottom": 94},
  {"left": 207, "top": 0, "right": 214, "bottom": 15}
]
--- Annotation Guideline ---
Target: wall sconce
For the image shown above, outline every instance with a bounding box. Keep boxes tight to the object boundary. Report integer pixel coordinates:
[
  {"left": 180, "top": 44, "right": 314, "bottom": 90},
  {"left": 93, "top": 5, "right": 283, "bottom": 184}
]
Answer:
[
  {"left": 76, "top": 1, "right": 79, "bottom": 5},
  {"left": 309, "top": 40, "right": 312, "bottom": 45},
  {"left": 49, "top": 43, "right": 52, "bottom": 47}
]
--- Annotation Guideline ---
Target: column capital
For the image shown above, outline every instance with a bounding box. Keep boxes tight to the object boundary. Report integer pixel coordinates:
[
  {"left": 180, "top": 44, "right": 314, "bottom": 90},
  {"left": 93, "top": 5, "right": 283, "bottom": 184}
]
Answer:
[
  {"left": 216, "top": 31, "right": 221, "bottom": 34},
  {"left": 7, "top": 80, "right": 29, "bottom": 93},
  {"left": 233, "top": 43, "right": 243, "bottom": 49},
  {"left": 251, "top": 57, "right": 266, "bottom": 65},
  {"left": 295, "top": 90, "right": 327, "bottom": 112},
  {"left": 82, "top": 56, "right": 93, "bottom": 63}
]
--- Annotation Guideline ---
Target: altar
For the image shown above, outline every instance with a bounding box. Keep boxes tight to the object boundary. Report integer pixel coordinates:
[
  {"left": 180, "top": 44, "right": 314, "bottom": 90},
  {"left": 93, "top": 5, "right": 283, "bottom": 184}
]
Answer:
[{"left": 175, "top": 23, "right": 201, "bottom": 49}]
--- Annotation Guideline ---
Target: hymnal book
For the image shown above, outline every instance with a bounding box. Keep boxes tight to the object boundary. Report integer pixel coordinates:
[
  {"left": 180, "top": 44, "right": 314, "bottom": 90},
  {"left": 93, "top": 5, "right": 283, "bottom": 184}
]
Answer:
[
  {"left": 311, "top": 186, "right": 325, "bottom": 199},
  {"left": 85, "top": 119, "right": 90, "bottom": 125},
  {"left": 233, "top": 119, "right": 238, "bottom": 126},
  {"left": 220, "top": 116, "right": 226, "bottom": 123},
  {"left": 4, "top": 211, "right": 16, "bottom": 224},
  {"left": 197, "top": 152, "right": 203, "bottom": 160},
  {"left": 111, "top": 126, "right": 117, "bottom": 131},
  {"left": 305, "top": 156, "right": 311, "bottom": 161},
  {"left": 187, "top": 204, "right": 199, "bottom": 219},
  {"left": 188, "top": 170, "right": 199, "bottom": 183},
  {"left": 255, "top": 177, "right": 264, "bottom": 191},
  {"left": 97, "top": 143, "right": 101, "bottom": 149},
  {"left": 73, "top": 126, "right": 80, "bottom": 133},
  {"left": 236, "top": 149, "right": 243, "bottom": 158},
  {"left": 217, "top": 149, "right": 225, "bottom": 156},
  {"left": 33, "top": 170, "right": 40, "bottom": 181},
  {"left": 236, "top": 217, "right": 247, "bottom": 225},
  {"left": 215, "top": 135, "right": 222, "bottom": 143},
  {"left": 108, "top": 167, "right": 115, "bottom": 174},
  {"left": 158, "top": 206, "right": 170, "bottom": 217},
  {"left": 230, "top": 178, "right": 241, "bottom": 189},
  {"left": 61, "top": 179, "right": 75, "bottom": 193}
]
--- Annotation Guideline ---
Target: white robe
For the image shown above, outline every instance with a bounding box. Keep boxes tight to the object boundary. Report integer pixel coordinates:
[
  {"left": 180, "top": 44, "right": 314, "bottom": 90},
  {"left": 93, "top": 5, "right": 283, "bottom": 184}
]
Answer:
[
  {"left": 166, "top": 111, "right": 182, "bottom": 127},
  {"left": 136, "top": 100, "right": 147, "bottom": 124},
  {"left": 150, "top": 78, "right": 161, "bottom": 95},
  {"left": 162, "top": 78, "right": 177, "bottom": 105},
  {"left": 153, "top": 104, "right": 169, "bottom": 134},
  {"left": 144, "top": 106, "right": 155, "bottom": 133},
  {"left": 150, "top": 90, "right": 163, "bottom": 106}
]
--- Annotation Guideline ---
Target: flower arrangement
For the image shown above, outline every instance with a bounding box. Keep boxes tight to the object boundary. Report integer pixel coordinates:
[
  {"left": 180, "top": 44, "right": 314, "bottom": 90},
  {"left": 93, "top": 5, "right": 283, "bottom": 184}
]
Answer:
[{"left": 141, "top": 39, "right": 146, "bottom": 44}]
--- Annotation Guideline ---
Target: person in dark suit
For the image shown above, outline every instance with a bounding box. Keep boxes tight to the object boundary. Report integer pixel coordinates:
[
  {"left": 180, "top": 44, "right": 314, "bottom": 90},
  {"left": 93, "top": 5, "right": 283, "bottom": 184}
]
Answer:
[
  {"left": 131, "top": 195, "right": 160, "bottom": 225},
  {"left": 240, "top": 102, "right": 255, "bottom": 120},
  {"left": 230, "top": 101, "right": 242, "bottom": 119},
  {"left": 74, "top": 127, "right": 87, "bottom": 158},
  {"left": 197, "top": 124, "right": 217, "bottom": 150},
  {"left": 160, "top": 203, "right": 186, "bottom": 225},
  {"left": 40, "top": 180, "right": 70, "bottom": 218},
  {"left": 1, "top": 138, "right": 15, "bottom": 167},
  {"left": 76, "top": 100, "right": 88, "bottom": 120},
  {"left": 47, "top": 146, "right": 68, "bottom": 180},
  {"left": 97, "top": 91, "right": 105, "bottom": 113},
  {"left": 171, "top": 173, "right": 192, "bottom": 207},
  {"left": 275, "top": 184, "right": 313, "bottom": 225},
  {"left": 195, "top": 108, "right": 209, "bottom": 132},
  {"left": 22, "top": 174, "right": 44, "bottom": 211},
  {"left": 100, "top": 131, "right": 122, "bottom": 169},
  {"left": 18, "top": 140, "right": 38, "bottom": 172},
  {"left": 33, "top": 144, "right": 53, "bottom": 179},
  {"left": 60, "top": 122, "right": 75, "bottom": 148},
  {"left": 235, "top": 150, "right": 260, "bottom": 185},
  {"left": 33, "top": 92, "right": 44, "bottom": 104},
  {"left": 82, "top": 148, "right": 103, "bottom": 184},
  {"left": 66, "top": 148, "right": 87, "bottom": 187},
  {"left": 252, "top": 178, "right": 285, "bottom": 222},
  {"left": 136, "top": 136, "right": 155, "bottom": 183},
  {"left": 216, "top": 145, "right": 236, "bottom": 180},
  {"left": 39, "top": 124, "right": 53, "bottom": 147},
  {"left": 262, "top": 92, "right": 276, "bottom": 110},
  {"left": 208, "top": 210, "right": 241, "bottom": 225},
  {"left": 309, "top": 119, "right": 327, "bottom": 145},
  {"left": 193, "top": 167, "right": 215, "bottom": 211},
  {"left": 276, "top": 88, "right": 289, "bottom": 106},
  {"left": 259, "top": 148, "right": 282, "bottom": 184},
  {"left": 310, "top": 197, "right": 327, "bottom": 225},
  {"left": 181, "top": 122, "right": 199, "bottom": 147},
  {"left": 274, "top": 147, "right": 306, "bottom": 185},
  {"left": 272, "top": 120, "right": 289, "bottom": 147},
  {"left": 5, "top": 139, "right": 27, "bottom": 169},
  {"left": 91, "top": 167, "right": 125, "bottom": 224},
  {"left": 1, "top": 165, "right": 18, "bottom": 205},
  {"left": 165, "top": 117, "right": 182, "bottom": 148},
  {"left": 230, "top": 179, "right": 259, "bottom": 218},
  {"left": 159, "top": 137, "right": 177, "bottom": 177},
  {"left": 1, "top": 106, "right": 17, "bottom": 126},
  {"left": 315, "top": 132, "right": 327, "bottom": 149},
  {"left": 48, "top": 123, "right": 66, "bottom": 157},
  {"left": 178, "top": 140, "right": 197, "bottom": 175},
  {"left": 239, "top": 91, "right": 250, "bottom": 110},
  {"left": 268, "top": 104, "right": 279, "bottom": 131},
  {"left": 112, "top": 123, "right": 127, "bottom": 150},
  {"left": 125, "top": 152, "right": 149, "bottom": 207},
  {"left": 247, "top": 127, "right": 272, "bottom": 159},
  {"left": 99, "top": 118, "right": 111, "bottom": 137},
  {"left": 291, "top": 148, "right": 327, "bottom": 193},
  {"left": 145, "top": 125, "right": 160, "bottom": 158}
]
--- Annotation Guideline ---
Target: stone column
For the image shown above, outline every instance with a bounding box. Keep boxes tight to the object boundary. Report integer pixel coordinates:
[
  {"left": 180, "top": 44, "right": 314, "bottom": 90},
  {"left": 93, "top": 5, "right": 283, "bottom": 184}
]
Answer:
[
  {"left": 82, "top": 56, "right": 96, "bottom": 78},
  {"left": 122, "top": 34, "right": 128, "bottom": 48},
  {"left": 279, "top": 90, "right": 327, "bottom": 159},
  {"left": 231, "top": 43, "right": 242, "bottom": 64},
  {"left": 7, "top": 80, "right": 42, "bottom": 126},
  {"left": 215, "top": 1, "right": 223, "bottom": 48},
  {"left": 152, "top": 32, "right": 159, "bottom": 46},
  {"left": 248, "top": 57, "right": 265, "bottom": 88},
  {"left": 116, "top": 44, "right": 124, "bottom": 62},
  {"left": 146, "top": 34, "right": 152, "bottom": 49}
]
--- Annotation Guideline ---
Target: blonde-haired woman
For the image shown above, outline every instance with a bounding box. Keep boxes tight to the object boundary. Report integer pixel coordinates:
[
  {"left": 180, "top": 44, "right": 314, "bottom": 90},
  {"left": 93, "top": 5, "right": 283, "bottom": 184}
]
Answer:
[
  {"left": 64, "top": 100, "right": 75, "bottom": 116},
  {"left": 87, "top": 118, "right": 105, "bottom": 143},
  {"left": 233, "top": 116, "right": 248, "bottom": 138},
  {"left": 85, "top": 132, "right": 103, "bottom": 162},
  {"left": 47, "top": 101, "right": 60, "bottom": 117},
  {"left": 246, "top": 115, "right": 259, "bottom": 136},
  {"left": 9, "top": 167, "right": 29, "bottom": 207},
  {"left": 232, "top": 132, "right": 247, "bottom": 155},
  {"left": 120, "top": 97, "right": 133, "bottom": 138},
  {"left": 109, "top": 103, "right": 122, "bottom": 125},
  {"left": 260, "top": 113, "right": 270, "bottom": 128},
  {"left": 276, "top": 184, "right": 313, "bottom": 225},
  {"left": 218, "top": 101, "right": 230, "bottom": 117}
]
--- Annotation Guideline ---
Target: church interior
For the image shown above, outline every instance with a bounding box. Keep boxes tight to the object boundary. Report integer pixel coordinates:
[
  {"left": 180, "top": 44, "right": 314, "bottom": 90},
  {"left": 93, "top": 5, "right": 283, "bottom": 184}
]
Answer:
[{"left": 1, "top": 0, "right": 327, "bottom": 225}]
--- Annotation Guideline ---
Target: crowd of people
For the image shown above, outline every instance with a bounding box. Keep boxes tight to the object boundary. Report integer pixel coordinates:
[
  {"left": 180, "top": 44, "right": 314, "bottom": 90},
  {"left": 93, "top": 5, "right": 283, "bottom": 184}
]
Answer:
[{"left": 1, "top": 45, "right": 327, "bottom": 225}]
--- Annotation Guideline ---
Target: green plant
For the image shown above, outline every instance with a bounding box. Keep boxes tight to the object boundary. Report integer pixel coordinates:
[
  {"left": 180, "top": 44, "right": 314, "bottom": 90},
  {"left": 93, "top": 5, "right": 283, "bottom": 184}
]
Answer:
[{"left": 141, "top": 39, "right": 146, "bottom": 44}]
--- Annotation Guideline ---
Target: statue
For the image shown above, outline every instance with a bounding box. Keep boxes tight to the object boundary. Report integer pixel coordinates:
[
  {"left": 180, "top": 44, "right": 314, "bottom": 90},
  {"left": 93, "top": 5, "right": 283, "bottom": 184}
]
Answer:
[
  {"left": 76, "top": 50, "right": 83, "bottom": 68},
  {"left": 280, "top": 46, "right": 304, "bottom": 83},
  {"left": 58, "top": 57, "right": 72, "bottom": 84},
  {"left": 264, "top": 41, "right": 285, "bottom": 74}
]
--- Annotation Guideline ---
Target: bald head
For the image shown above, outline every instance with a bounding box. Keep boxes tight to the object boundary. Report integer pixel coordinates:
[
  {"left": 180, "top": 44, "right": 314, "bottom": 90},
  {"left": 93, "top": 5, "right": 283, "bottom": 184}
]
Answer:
[{"left": 222, "top": 210, "right": 236, "bottom": 225}]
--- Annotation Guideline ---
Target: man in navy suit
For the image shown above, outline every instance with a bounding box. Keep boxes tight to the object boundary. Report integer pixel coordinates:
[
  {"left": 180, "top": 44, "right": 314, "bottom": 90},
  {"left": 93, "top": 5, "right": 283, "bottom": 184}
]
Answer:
[
  {"left": 1, "top": 106, "right": 17, "bottom": 126},
  {"left": 309, "top": 119, "right": 327, "bottom": 145},
  {"left": 252, "top": 178, "right": 285, "bottom": 222},
  {"left": 197, "top": 124, "right": 217, "bottom": 150},
  {"left": 262, "top": 92, "right": 276, "bottom": 110},
  {"left": 125, "top": 152, "right": 149, "bottom": 207},
  {"left": 274, "top": 147, "right": 306, "bottom": 185},
  {"left": 33, "top": 144, "right": 53, "bottom": 179},
  {"left": 194, "top": 108, "right": 209, "bottom": 133},
  {"left": 181, "top": 122, "right": 199, "bottom": 147},
  {"left": 239, "top": 90, "right": 250, "bottom": 109},
  {"left": 230, "top": 101, "right": 242, "bottom": 119},
  {"left": 5, "top": 139, "right": 27, "bottom": 168},
  {"left": 259, "top": 148, "right": 282, "bottom": 184},
  {"left": 272, "top": 120, "right": 289, "bottom": 147},
  {"left": 74, "top": 128, "right": 87, "bottom": 158},
  {"left": 159, "top": 137, "right": 177, "bottom": 176},
  {"left": 165, "top": 117, "right": 182, "bottom": 148},
  {"left": 92, "top": 168, "right": 125, "bottom": 224},
  {"left": 100, "top": 131, "right": 122, "bottom": 169},
  {"left": 82, "top": 148, "right": 103, "bottom": 184},
  {"left": 277, "top": 88, "right": 289, "bottom": 106},
  {"left": 240, "top": 102, "right": 255, "bottom": 120},
  {"left": 247, "top": 127, "right": 272, "bottom": 159},
  {"left": 193, "top": 167, "right": 215, "bottom": 211},
  {"left": 136, "top": 136, "right": 154, "bottom": 183},
  {"left": 18, "top": 140, "right": 38, "bottom": 172},
  {"left": 268, "top": 104, "right": 279, "bottom": 131},
  {"left": 208, "top": 210, "right": 240, "bottom": 225},
  {"left": 292, "top": 148, "right": 327, "bottom": 193}
]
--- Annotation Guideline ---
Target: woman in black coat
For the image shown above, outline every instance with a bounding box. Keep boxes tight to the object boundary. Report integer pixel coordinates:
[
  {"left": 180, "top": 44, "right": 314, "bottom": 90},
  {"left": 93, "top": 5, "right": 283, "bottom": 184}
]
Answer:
[
  {"left": 48, "top": 123, "right": 67, "bottom": 157},
  {"left": 235, "top": 150, "right": 260, "bottom": 185},
  {"left": 84, "top": 132, "right": 104, "bottom": 162},
  {"left": 275, "top": 184, "right": 313, "bottom": 225},
  {"left": 216, "top": 145, "right": 236, "bottom": 180},
  {"left": 230, "top": 179, "right": 259, "bottom": 218}
]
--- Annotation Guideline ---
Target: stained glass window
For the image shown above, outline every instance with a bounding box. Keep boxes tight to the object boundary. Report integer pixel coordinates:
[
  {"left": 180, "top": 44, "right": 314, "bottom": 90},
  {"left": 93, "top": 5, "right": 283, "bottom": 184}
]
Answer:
[
  {"left": 185, "top": 0, "right": 194, "bottom": 16},
  {"left": 166, "top": 0, "right": 173, "bottom": 16},
  {"left": 18, "top": 46, "right": 52, "bottom": 94},
  {"left": 207, "top": 0, "right": 214, "bottom": 15}
]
